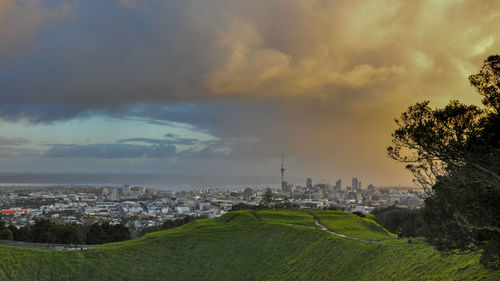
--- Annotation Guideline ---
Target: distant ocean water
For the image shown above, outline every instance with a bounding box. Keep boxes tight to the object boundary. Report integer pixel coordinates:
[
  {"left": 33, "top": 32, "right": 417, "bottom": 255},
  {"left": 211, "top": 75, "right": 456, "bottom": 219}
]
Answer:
[
  {"left": 0, "top": 173, "right": 284, "bottom": 191},
  {"left": 0, "top": 182, "right": 273, "bottom": 191}
]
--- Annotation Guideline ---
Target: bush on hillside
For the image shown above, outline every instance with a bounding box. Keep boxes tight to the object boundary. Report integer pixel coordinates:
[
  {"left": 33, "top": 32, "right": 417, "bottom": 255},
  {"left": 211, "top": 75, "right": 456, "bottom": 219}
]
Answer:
[
  {"left": 373, "top": 206, "right": 428, "bottom": 238},
  {"left": 323, "top": 205, "right": 345, "bottom": 211},
  {"left": 0, "top": 229, "right": 13, "bottom": 240},
  {"left": 85, "top": 222, "right": 131, "bottom": 244},
  {"left": 139, "top": 215, "right": 207, "bottom": 237},
  {"left": 352, "top": 212, "right": 366, "bottom": 218},
  {"left": 231, "top": 202, "right": 299, "bottom": 211}
]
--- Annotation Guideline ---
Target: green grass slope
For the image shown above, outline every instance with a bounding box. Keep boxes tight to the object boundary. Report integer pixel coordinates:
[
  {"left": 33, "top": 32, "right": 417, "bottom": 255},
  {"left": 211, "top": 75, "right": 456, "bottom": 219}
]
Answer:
[
  {"left": 312, "top": 210, "right": 397, "bottom": 241},
  {"left": 0, "top": 210, "right": 498, "bottom": 281}
]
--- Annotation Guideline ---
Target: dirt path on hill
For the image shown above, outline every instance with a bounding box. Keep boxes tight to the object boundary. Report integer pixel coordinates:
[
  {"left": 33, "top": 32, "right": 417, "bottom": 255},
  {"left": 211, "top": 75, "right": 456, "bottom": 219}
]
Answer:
[{"left": 309, "top": 215, "right": 383, "bottom": 244}]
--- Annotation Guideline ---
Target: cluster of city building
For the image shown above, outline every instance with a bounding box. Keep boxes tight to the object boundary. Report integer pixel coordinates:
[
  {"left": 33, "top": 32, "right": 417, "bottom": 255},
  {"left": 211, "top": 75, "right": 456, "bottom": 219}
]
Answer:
[
  {"left": 0, "top": 185, "right": 225, "bottom": 234},
  {"left": 0, "top": 176, "right": 423, "bottom": 235},
  {"left": 279, "top": 176, "right": 423, "bottom": 212}
]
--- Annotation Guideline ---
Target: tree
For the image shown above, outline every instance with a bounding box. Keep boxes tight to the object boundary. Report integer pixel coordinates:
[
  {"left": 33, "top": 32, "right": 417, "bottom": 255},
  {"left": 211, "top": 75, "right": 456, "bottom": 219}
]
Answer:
[
  {"left": 0, "top": 229, "right": 13, "bottom": 240},
  {"left": 101, "top": 222, "right": 113, "bottom": 243},
  {"left": 373, "top": 206, "right": 428, "bottom": 238},
  {"left": 15, "top": 226, "right": 33, "bottom": 242},
  {"left": 388, "top": 55, "right": 500, "bottom": 269},
  {"left": 32, "top": 219, "right": 58, "bottom": 243},
  {"left": 85, "top": 222, "right": 132, "bottom": 244},
  {"left": 60, "top": 224, "right": 84, "bottom": 244},
  {"left": 85, "top": 223, "right": 104, "bottom": 244},
  {"left": 110, "top": 224, "right": 131, "bottom": 242},
  {"left": 7, "top": 225, "right": 19, "bottom": 240},
  {"left": 0, "top": 215, "right": 5, "bottom": 231}
]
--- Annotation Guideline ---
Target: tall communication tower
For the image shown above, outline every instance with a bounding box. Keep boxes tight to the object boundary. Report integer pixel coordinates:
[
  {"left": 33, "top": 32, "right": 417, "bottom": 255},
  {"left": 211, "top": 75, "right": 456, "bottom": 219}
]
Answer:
[{"left": 280, "top": 154, "right": 287, "bottom": 192}]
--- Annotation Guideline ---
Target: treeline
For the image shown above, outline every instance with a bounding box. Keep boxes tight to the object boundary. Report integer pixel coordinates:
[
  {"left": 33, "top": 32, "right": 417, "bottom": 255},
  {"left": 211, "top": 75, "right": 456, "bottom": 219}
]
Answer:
[
  {"left": 372, "top": 206, "right": 428, "bottom": 238},
  {"left": 139, "top": 215, "right": 206, "bottom": 236},
  {"left": 230, "top": 202, "right": 300, "bottom": 211},
  {"left": 0, "top": 217, "right": 131, "bottom": 245},
  {"left": 323, "top": 205, "right": 346, "bottom": 211},
  {"left": 85, "top": 222, "right": 131, "bottom": 244}
]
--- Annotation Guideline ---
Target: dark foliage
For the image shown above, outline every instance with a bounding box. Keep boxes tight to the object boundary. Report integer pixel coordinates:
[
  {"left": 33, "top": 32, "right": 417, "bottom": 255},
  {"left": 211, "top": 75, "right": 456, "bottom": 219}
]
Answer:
[
  {"left": 230, "top": 203, "right": 265, "bottom": 211},
  {"left": 111, "top": 223, "right": 132, "bottom": 242},
  {"left": 30, "top": 219, "right": 84, "bottom": 244},
  {"left": 323, "top": 205, "right": 345, "bottom": 211},
  {"left": 0, "top": 229, "right": 13, "bottom": 240},
  {"left": 85, "top": 223, "right": 104, "bottom": 244},
  {"left": 15, "top": 226, "right": 33, "bottom": 241},
  {"left": 352, "top": 212, "right": 366, "bottom": 218},
  {"left": 373, "top": 206, "right": 428, "bottom": 238},
  {"left": 388, "top": 55, "right": 500, "bottom": 269},
  {"left": 86, "top": 222, "right": 131, "bottom": 244},
  {"left": 273, "top": 202, "right": 300, "bottom": 209},
  {"left": 31, "top": 219, "right": 59, "bottom": 243},
  {"left": 0, "top": 216, "right": 131, "bottom": 245},
  {"left": 230, "top": 202, "right": 300, "bottom": 211},
  {"left": 481, "top": 238, "right": 500, "bottom": 270},
  {"left": 139, "top": 215, "right": 206, "bottom": 237}
]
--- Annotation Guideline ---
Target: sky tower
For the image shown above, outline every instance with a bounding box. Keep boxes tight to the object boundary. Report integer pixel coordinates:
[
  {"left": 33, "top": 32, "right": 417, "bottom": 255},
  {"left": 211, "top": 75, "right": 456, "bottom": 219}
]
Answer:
[{"left": 281, "top": 154, "right": 287, "bottom": 192}]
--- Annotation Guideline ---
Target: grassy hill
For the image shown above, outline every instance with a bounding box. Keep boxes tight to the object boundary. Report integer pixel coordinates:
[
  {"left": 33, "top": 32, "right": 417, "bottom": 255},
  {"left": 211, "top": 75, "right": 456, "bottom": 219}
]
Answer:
[{"left": 0, "top": 210, "right": 498, "bottom": 280}]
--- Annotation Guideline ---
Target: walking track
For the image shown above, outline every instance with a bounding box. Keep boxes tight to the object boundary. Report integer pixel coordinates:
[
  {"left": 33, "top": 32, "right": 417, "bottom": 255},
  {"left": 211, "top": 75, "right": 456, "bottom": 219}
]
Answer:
[{"left": 309, "top": 214, "right": 383, "bottom": 244}]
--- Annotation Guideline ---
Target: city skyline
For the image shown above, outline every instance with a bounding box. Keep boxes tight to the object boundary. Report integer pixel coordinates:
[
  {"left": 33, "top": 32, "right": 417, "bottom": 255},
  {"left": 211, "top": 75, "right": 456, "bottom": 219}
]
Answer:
[{"left": 1, "top": 1, "right": 500, "bottom": 186}]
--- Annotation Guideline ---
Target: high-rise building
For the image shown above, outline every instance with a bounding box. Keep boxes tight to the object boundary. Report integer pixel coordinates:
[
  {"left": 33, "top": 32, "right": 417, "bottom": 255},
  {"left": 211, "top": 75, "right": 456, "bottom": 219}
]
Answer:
[
  {"left": 121, "top": 185, "right": 132, "bottom": 195},
  {"left": 335, "top": 179, "right": 341, "bottom": 190},
  {"left": 243, "top": 188, "right": 254, "bottom": 198},
  {"left": 367, "top": 184, "right": 375, "bottom": 192},
  {"left": 282, "top": 181, "right": 288, "bottom": 192},
  {"left": 306, "top": 178, "right": 313, "bottom": 188},
  {"left": 352, "top": 177, "right": 359, "bottom": 191}
]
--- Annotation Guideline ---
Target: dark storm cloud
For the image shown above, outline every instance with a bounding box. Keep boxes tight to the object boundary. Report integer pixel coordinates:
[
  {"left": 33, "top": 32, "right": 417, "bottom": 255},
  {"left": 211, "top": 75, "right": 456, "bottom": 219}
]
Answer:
[
  {"left": 43, "top": 142, "right": 232, "bottom": 159},
  {"left": 119, "top": 101, "right": 279, "bottom": 139},
  {"left": 176, "top": 146, "right": 229, "bottom": 159},
  {"left": 1, "top": 0, "right": 217, "bottom": 110},
  {"left": 45, "top": 144, "right": 152, "bottom": 158},
  {"left": 119, "top": 137, "right": 199, "bottom": 146},
  {"left": 120, "top": 103, "right": 222, "bottom": 135},
  {"left": 44, "top": 143, "right": 180, "bottom": 159},
  {"left": 144, "top": 144, "right": 177, "bottom": 158},
  {"left": 0, "top": 147, "right": 43, "bottom": 158},
  {"left": 0, "top": 137, "right": 29, "bottom": 146},
  {"left": 0, "top": 136, "right": 40, "bottom": 158},
  {"left": 0, "top": 104, "right": 95, "bottom": 123}
]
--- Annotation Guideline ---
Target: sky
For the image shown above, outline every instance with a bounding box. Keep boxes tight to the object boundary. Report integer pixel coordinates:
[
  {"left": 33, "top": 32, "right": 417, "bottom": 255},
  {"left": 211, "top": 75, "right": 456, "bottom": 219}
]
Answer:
[{"left": 0, "top": 0, "right": 499, "bottom": 186}]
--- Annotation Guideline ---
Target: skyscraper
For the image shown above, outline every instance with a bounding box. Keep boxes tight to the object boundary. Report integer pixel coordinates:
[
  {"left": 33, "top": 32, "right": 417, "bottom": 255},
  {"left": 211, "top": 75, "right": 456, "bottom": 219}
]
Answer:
[
  {"left": 306, "top": 178, "right": 313, "bottom": 188},
  {"left": 352, "top": 177, "right": 359, "bottom": 191},
  {"left": 244, "top": 187, "right": 254, "bottom": 198},
  {"left": 335, "top": 179, "right": 341, "bottom": 190}
]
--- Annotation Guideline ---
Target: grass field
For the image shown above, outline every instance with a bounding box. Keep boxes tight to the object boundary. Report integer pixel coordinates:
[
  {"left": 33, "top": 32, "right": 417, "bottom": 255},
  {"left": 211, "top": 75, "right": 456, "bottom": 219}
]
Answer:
[
  {"left": 312, "top": 210, "right": 397, "bottom": 241},
  {"left": 0, "top": 210, "right": 498, "bottom": 280}
]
